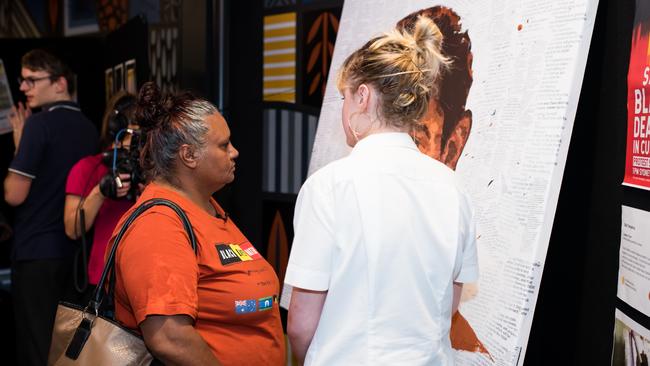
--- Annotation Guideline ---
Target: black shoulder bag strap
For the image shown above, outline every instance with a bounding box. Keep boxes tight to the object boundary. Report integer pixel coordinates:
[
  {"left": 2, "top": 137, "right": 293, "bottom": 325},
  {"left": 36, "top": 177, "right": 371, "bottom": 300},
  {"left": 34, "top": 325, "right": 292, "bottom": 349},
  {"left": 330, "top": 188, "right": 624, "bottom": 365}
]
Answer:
[{"left": 88, "top": 198, "right": 198, "bottom": 318}]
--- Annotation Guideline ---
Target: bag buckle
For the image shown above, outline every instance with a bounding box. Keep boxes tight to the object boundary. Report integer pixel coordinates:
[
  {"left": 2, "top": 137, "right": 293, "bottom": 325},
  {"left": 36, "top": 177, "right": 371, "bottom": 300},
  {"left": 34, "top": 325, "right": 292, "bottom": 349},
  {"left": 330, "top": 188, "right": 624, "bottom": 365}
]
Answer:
[{"left": 64, "top": 303, "right": 98, "bottom": 360}]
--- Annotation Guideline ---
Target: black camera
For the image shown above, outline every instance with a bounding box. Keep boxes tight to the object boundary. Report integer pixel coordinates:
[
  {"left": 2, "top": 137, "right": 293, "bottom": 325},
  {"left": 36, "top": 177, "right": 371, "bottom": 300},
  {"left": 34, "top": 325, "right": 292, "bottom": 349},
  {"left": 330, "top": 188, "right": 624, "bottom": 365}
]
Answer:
[{"left": 99, "top": 129, "right": 144, "bottom": 201}]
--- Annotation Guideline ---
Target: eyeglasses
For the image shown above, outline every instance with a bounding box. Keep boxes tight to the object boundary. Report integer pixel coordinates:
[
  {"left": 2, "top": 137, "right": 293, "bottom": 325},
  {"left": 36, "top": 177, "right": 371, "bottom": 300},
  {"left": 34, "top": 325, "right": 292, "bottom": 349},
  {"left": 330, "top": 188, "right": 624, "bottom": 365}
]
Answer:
[{"left": 17, "top": 75, "right": 53, "bottom": 89}]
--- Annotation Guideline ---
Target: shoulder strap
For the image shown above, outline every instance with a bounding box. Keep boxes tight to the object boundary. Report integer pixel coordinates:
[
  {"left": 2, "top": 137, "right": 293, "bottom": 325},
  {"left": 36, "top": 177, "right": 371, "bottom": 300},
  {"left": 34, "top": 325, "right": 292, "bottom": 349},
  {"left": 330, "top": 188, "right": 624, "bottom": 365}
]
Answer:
[{"left": 89, "top": 198, "right": 197, "bottom": 316}]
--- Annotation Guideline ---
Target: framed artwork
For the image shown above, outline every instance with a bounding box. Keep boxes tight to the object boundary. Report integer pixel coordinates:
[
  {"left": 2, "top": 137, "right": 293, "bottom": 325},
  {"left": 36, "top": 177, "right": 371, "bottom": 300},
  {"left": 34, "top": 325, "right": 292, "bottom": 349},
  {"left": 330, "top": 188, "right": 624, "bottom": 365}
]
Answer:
[
  {"left": 113, "top": 63, "right": 124, "bottom": 93},
  {"left": 64, "top": 0, "right": 99, "bottom": 36},
  {"left": 104, "top": 68, "right": 114, "bottom": 102},
  {"left": 125, "top": 59, "right": 137, "bottom": 94}
]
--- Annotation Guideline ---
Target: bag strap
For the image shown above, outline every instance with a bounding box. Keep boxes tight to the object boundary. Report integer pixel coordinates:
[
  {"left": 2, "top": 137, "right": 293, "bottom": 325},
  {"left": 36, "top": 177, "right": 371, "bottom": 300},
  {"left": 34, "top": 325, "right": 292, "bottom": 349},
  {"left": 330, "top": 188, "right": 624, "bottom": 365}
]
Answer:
[{"left": 89, "top": 198, "right": 197, "bottom": 316}]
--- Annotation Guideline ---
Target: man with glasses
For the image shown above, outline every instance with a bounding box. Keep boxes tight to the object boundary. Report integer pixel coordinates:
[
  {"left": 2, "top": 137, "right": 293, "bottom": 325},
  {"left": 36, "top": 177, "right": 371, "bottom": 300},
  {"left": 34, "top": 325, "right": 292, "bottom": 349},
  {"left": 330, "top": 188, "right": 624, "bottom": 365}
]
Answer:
[{"left": 3, "top": 49, "right": 98, "bottom": 366}]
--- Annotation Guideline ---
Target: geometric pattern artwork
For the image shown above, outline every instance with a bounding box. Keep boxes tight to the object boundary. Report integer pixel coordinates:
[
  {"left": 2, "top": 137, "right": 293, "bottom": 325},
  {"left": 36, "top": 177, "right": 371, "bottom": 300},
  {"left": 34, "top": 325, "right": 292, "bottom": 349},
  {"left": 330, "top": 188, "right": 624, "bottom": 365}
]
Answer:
[
  {"left": 263, "top": 12, "right": 296, "bottom": 103},
  {"left": 266, "top": 210, "right": 289, "bottom": 285},
  {"left": 147, "top": 0, "right": 181, "bottom": 93},
  {"left": 263, "top": 107, "right": 318, "bottom": 194},
  {"left": 149, "top": 24, "right": 180, "bottom": 93},
  {"left": 303, "top": 8, "right": 340, "bottom": 107},
  {"left": 306, "top": 11, "right": 338, "bottom": 95}
]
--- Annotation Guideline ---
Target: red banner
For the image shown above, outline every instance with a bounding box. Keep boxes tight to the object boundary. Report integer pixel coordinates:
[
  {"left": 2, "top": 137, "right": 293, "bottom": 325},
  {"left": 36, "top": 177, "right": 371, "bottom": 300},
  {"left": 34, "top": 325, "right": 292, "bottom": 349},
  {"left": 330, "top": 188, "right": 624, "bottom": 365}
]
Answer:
[{"left": 625, "top": 12, "right": 650, "bottom": 190}]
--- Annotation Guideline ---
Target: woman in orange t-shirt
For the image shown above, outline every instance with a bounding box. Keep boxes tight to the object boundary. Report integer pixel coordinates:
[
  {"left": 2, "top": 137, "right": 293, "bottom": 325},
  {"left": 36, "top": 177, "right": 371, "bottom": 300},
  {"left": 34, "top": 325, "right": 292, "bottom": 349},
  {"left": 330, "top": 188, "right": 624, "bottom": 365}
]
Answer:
[{"left": 108, "top": 82, "right": 285, "bottom": 365}]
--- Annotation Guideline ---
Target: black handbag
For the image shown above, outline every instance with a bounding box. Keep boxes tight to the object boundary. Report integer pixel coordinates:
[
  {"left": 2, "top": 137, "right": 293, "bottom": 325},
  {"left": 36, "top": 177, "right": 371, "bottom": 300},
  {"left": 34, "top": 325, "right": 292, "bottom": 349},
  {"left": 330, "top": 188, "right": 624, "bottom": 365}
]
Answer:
[{"left": 48, "top": 198, "right": 197, "bottom": 365}]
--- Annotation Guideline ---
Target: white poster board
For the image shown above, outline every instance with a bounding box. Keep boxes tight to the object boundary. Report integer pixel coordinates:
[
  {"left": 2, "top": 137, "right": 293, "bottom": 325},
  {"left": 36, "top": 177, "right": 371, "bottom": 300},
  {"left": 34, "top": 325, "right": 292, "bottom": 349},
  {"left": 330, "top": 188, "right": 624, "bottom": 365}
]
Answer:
[
  {"left": 285, "top": 1, "right": 598, "bottom": 365},
  {"left": 618, "top": 206, "right": 650, "bottom": 316}
]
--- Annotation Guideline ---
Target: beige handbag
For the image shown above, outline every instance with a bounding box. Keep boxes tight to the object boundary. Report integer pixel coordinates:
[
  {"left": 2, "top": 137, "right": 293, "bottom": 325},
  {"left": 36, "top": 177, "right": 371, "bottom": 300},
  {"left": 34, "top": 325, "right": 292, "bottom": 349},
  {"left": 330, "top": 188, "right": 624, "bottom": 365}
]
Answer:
[
  {"left": 48, "top": 302, "right": 154, "bottom": 365},
  {"left": 48, "top": 199, "right": 197, "bottom": 365}
]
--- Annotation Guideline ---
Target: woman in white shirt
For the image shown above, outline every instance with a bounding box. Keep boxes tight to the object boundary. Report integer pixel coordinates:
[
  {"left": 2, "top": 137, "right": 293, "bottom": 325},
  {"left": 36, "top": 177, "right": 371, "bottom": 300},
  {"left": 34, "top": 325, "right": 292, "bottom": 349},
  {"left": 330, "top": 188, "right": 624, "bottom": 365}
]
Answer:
[{"left": 285, "top": 15, "right": 478, "bottom": 366}]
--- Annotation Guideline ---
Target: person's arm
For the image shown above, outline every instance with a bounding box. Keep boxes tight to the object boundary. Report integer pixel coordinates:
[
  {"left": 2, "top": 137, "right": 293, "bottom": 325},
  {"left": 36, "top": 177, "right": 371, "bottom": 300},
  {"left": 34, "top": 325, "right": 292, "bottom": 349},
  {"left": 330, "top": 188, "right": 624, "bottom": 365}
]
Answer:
[
  {"left": 287, "top": 287, "right": 327, "bottom": 363},
  {"left": 3, "top": 172, "right": 32, "bottom": 206},
  {"left": 140, "top": 314, "right": 221, "bottom": 366},
  {"left": 7, "top": 111, "right": 44, "bottom": 205},
  {"left": 64, "top": 187, "right": 103, "bottom": 239},
  {"left": 64, "top": 174, "right": 131, "bottom": 239},
  {"left": 452, "top": 282, "right": 463, "bottom": 315}
]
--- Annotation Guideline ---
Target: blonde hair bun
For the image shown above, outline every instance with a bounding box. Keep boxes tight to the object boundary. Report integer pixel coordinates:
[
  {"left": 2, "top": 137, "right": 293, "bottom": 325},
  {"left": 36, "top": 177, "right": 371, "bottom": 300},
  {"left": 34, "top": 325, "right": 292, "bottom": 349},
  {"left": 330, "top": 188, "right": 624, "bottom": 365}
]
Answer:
[{"left": 337, "top": 16, "right": 449, "bottom": 129}]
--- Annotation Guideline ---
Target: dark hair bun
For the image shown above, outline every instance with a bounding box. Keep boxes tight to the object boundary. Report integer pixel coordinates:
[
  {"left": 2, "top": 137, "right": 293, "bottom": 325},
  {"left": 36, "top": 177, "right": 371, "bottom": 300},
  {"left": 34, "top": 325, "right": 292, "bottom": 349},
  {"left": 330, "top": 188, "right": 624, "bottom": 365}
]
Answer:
[{"left": 136, "top": 82, "right": 165, "bottom": 131}]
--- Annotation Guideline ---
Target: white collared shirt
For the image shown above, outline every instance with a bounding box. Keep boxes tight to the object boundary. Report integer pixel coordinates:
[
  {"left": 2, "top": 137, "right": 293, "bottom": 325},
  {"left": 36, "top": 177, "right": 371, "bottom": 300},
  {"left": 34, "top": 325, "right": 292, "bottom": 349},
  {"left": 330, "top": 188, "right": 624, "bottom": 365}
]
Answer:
[{"left": 285, "top": 132, "right": 478, "bottom": 366}]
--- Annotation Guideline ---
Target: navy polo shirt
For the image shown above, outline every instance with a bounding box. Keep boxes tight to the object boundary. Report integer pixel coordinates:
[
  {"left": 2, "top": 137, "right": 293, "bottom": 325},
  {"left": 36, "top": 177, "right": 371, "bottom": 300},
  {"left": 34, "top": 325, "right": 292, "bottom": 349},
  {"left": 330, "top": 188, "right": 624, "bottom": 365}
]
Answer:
[{"left": 9, "top": 101, "right": 98, "bottom": 261}]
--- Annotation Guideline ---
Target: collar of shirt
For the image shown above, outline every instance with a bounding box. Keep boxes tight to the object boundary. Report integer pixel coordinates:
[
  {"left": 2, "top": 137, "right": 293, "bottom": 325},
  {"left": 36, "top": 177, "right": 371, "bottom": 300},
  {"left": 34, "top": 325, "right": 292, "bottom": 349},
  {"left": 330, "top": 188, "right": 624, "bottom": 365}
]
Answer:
[
  {"left": 42, "top": 100, "right": 81, "bottom": 112},
  {"left": 350, "top": 132, "right": 418, "bottom": 155}
]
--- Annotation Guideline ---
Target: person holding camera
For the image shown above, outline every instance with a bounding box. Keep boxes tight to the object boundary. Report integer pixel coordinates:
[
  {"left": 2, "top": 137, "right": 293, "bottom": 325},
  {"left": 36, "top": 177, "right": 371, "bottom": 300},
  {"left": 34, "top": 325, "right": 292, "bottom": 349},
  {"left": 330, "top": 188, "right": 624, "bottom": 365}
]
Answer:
[
  {"left": 63, "top": 91, "right": 141, "bottom": 295},
  {"left": 106, "top": 82, "right": 285, "bottom": 365}
]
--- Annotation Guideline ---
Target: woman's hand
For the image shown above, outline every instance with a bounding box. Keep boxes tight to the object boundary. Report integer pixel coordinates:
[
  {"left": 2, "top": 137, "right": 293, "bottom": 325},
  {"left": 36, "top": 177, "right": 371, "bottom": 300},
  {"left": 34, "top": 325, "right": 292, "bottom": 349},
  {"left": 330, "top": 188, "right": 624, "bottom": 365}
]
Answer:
[
  {"left": 115, "top": 173, "right": 132, "bottom": 198},
  {"left": 9, "top": 102, "right": 31, "bottom": 151}
]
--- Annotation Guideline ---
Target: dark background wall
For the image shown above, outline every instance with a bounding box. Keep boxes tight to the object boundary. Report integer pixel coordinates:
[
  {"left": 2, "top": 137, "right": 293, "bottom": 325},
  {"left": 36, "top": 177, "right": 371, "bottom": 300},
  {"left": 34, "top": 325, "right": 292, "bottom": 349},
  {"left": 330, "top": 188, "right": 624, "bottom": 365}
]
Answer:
[
  {"left": 525, "top": 0, "right": 635, "bottom": 364},
  {"left": 221, "top": 0, "right": 264, "bottom": 248}
]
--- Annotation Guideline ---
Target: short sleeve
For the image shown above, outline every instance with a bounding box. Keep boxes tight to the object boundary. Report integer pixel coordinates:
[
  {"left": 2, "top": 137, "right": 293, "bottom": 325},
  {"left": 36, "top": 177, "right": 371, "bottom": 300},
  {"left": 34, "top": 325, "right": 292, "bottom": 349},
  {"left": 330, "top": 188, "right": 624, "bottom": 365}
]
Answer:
[
  {"left": 115, "top": 210, "right": 199, "bottom": 325},
  {"left": 284, "top": 177, "right": 336, "bottom": 291},
  {"left": 9, "top": 116, "right": 46, "bottom": 179},
  {"left": 65, "top": 156, "right": 103, "bottom": 197},
  {"left": 454, "top": 192, "right": 478, "bottom": 283}
]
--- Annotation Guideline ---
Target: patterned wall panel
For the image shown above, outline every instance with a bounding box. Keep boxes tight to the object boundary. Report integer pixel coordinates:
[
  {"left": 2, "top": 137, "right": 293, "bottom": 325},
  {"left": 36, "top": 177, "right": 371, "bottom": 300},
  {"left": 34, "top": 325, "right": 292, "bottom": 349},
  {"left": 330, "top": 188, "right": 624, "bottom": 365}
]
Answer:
[
  {"left": 149, "top": 24, "right": 179, "bottom": 93},
  {"left": 263, "top": 12, "right": 296, "bottom": 103},
  {"left": 148, "top": 0, "right": 181, "bottom": 93},
  {"left": 262, "top": 200, "right": 295, "bottom": 304},
  {"left": 263, "top": 108, "right": 318, "bottom": 194},
  {"left": 302, "top": 8, "right": 340, "bottom": 107},
  {"left": 266, "top": 210, "right": 289, "bottom": 284}
]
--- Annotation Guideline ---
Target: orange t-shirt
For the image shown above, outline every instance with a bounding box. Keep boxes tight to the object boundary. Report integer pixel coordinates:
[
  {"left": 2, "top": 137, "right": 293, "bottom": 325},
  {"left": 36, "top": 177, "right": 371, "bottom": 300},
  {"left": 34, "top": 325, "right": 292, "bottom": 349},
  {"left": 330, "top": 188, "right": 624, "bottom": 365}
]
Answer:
[{"left": 107, "top": 183, "right": 285, "bottom": 365}]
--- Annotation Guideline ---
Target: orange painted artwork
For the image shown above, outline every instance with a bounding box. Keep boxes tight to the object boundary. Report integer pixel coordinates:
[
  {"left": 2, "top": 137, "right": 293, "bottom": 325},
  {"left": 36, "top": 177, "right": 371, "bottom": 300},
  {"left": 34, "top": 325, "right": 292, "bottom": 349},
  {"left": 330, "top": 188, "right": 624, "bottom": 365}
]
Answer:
[{"left": 266, "top": 211, "right": 289, "bottom": 284}]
